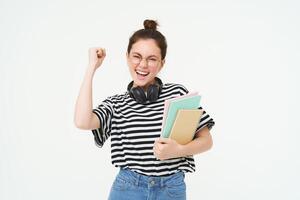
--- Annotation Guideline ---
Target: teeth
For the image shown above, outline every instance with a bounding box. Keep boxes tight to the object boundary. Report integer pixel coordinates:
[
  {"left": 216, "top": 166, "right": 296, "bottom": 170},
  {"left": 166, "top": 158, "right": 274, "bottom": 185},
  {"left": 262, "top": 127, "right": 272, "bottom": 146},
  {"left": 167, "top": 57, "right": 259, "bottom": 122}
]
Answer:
[{"left": 136, "top": 70, "right": 149, "bottom": 75}]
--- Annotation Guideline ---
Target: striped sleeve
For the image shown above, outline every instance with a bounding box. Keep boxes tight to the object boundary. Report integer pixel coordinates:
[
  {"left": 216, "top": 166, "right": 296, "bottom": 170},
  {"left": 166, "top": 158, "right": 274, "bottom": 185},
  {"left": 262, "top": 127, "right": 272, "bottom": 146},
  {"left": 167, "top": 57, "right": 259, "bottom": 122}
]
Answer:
[
  {"left": 196, "top": 106, "right": 215, "bottom": 132},
  {"left": 174, "top": 84, "right": 215, "bottom": 132},
  {"left": 91, "top": 96, "right": 114, "bottom": 148},
  {"left": 177, "top": 84, "right": 189, "bottom": 95}
]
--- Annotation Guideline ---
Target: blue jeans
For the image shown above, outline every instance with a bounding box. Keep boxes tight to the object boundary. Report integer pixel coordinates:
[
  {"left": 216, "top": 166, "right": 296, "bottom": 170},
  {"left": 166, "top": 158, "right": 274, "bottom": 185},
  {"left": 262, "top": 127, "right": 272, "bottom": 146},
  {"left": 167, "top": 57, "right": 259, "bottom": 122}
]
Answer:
[{"left": 108, "top": 168, "right": 186, "bottom": 200}]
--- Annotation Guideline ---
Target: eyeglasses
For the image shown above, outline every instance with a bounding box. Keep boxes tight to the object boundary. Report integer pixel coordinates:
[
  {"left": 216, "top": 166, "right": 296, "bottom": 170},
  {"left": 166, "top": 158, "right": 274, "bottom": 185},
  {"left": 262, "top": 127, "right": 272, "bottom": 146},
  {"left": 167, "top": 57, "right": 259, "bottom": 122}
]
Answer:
[{"left": 129, "top": 54, "right": 161, "bottom": 67}]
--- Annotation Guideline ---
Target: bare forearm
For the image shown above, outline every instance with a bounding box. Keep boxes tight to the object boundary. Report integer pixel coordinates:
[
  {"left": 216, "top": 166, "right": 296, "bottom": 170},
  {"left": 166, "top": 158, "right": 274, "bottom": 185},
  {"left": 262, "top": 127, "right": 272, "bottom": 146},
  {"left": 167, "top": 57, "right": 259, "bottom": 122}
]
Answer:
[
  {"left": 74, "top": 66, "right": 95, "bottom": 127},
  {"left": 153, "top": 127, "right": 213, "bottom": 160},
  {"left": 179, "top": 128, "right": 213, "bottom": 157}
]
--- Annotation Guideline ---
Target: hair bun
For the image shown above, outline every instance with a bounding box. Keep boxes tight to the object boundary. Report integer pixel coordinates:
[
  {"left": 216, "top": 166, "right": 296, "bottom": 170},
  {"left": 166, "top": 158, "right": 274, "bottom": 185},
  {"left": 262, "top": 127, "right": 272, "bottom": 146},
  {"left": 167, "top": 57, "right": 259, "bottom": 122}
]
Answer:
[{"left": 143, "top": 19, "right": 158, "bottom": 30}]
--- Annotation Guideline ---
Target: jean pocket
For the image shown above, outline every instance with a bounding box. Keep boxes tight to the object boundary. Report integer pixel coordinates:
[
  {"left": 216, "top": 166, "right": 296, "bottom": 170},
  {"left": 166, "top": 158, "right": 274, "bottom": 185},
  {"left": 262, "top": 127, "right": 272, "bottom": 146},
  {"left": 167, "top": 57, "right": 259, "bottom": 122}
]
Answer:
[
  {"left": 165, "top": 177, "right": 186, "bottom": 198},
  {"left": 112, "top": 176, "right": 127, "bottom": 191}
]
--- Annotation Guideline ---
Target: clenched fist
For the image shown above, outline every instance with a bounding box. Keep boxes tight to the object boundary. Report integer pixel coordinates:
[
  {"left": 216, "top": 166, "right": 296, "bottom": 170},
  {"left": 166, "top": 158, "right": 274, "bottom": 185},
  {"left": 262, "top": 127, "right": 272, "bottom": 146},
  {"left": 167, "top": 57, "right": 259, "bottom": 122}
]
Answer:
[{"left": 88, "top": 47, "right": 106, "bottom": 70}]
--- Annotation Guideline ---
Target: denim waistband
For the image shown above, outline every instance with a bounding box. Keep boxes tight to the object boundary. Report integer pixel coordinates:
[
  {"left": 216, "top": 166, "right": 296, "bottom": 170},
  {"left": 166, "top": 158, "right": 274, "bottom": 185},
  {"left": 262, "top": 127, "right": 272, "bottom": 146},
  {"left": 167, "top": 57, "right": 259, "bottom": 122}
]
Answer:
[{"left": 117, "top": 168, "right": 185, "bottom": 188}]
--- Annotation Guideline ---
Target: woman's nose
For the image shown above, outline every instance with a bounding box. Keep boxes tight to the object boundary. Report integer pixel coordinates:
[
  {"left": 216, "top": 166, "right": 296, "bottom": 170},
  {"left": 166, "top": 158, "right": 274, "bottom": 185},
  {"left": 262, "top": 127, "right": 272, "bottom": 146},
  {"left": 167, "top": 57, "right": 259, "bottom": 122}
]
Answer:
[{"left": 139, "top": 58, "right": 148, "bottom": 68}]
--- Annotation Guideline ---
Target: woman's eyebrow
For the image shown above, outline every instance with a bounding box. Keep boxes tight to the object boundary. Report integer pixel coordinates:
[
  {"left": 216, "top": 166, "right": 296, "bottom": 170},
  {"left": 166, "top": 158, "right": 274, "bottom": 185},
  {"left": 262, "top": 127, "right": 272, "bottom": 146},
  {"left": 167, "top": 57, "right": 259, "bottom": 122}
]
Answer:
[
  {"left": 131, "top": 52, "right": 142, "bottom": 56},
  {"left": 148, "top": 55, "right": 159, "bottom": 58},
  {"left": 131, "top": 52, "right": 159, "bottom": 58}
]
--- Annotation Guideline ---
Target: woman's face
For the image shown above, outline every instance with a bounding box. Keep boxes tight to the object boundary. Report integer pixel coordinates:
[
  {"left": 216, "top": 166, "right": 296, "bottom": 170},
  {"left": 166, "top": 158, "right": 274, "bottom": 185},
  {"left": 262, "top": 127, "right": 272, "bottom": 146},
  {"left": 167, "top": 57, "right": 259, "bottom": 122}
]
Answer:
[{"left": 127, "top": 39, "right": 165, "bottom": 90}]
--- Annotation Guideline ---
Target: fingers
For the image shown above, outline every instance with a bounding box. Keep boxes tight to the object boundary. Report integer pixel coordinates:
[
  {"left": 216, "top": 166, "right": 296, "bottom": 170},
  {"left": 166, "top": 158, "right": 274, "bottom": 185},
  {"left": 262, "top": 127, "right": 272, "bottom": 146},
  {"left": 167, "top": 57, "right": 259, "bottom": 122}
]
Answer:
[
  {"left": 89, "top": 47, "right": 106, "bottom": 59},
  {"left": 153, "top": 138, "right": 169, "bottom": 155},
  {"left": 153, "top": 143, "right": 162, "bottom": 160},
  {"left": 96, "top": 48, "right": 106, "bottom": 59},
  {"left": 153, "top": 139, "right": 166, "bottom": 152},
  {"left": 156, "top": 137, "right": 170, "bottom": 144}
]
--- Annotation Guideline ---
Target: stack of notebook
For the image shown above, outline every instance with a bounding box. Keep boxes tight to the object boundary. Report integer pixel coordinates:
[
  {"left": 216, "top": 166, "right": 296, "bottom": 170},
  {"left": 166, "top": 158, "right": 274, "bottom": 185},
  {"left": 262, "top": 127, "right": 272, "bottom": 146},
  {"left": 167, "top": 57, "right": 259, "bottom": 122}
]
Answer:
[{"left": 161, "top": 92, "right": 203, "bottom": 145}]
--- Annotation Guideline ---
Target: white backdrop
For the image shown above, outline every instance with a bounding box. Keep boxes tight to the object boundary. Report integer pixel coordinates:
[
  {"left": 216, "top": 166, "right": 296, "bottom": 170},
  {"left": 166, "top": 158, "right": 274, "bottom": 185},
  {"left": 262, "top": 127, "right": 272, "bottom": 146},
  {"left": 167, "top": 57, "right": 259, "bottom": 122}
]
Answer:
[{"left": 1, "top": 0, "right": 299, "bottom": 199}]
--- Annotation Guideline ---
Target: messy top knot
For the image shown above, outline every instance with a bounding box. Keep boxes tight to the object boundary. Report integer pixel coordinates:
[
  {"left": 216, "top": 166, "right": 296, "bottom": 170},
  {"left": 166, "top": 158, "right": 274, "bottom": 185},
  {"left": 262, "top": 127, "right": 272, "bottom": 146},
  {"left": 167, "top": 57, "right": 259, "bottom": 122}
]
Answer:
[
  {"left": 143, "top": 19, "right": 158, "bottom": 30},
  {"left": 127, "top": 19, "right": 167, "bottom": 60}
]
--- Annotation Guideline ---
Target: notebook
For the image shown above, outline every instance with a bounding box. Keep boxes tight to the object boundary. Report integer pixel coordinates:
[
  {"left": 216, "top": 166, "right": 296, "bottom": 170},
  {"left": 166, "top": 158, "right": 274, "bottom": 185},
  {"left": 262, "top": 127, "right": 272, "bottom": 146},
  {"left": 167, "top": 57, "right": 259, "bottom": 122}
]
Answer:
[
  {"left": 161, "top": 94, "right": 201, "bottom": 138},
  {"left": 161, "top": 92, "right": 198, "bottom": 132},
  {"left": 168, "top": 109, "right": 203, "bottom": 145}
]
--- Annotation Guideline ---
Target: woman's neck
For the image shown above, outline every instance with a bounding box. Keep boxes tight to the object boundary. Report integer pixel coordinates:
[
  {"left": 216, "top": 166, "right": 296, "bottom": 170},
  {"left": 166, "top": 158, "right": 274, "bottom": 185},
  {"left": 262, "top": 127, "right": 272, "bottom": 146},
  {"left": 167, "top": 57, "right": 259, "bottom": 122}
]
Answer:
[{"left": 133, "top": 79, "right": 156, "bottom": 91}]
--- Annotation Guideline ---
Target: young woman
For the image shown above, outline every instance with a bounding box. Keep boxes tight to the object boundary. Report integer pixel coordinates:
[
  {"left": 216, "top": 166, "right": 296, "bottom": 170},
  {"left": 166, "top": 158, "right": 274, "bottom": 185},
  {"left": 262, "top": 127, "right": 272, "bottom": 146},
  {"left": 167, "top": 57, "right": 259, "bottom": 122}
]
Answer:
[{"left": 74, "top": 19, "right": 215, "bottom": 200}]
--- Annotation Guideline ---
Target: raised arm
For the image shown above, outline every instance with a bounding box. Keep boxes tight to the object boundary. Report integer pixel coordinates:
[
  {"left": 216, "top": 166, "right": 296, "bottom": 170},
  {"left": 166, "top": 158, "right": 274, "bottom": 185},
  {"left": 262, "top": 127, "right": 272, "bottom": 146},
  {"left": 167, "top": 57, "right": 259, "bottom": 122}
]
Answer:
[{"left": 74, "top": 48, "right": 106, "bottom": 130}]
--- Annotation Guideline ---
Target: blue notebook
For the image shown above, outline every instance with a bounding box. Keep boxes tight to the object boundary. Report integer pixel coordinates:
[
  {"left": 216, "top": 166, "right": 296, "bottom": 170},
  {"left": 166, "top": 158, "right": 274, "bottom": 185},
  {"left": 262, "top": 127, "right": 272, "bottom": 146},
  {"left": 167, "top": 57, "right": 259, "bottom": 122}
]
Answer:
[{"left": 161, "top": 94, "right": 201, "bottom": 138}]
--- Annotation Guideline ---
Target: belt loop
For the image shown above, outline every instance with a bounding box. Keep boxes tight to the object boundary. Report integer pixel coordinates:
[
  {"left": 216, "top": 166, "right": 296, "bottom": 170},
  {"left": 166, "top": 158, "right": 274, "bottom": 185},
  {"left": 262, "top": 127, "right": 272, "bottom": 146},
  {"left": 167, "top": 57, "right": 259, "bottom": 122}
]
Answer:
[
  {"left": 135, "top": 172, "right": 140, "bottom": 186},
  {"left": 160, "top": 176, "right": 164, "bottom": 188}
]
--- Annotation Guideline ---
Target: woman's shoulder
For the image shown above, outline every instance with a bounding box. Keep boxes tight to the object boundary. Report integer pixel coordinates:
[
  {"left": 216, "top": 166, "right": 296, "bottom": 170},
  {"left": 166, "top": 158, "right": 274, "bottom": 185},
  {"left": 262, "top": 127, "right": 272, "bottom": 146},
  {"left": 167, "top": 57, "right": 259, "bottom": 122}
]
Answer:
[
  {"left": 163, "top": 82, "right": 189, "bottom": 95},
  {"left": 105, "top": 92, "right": 129, "bottom": 102}
]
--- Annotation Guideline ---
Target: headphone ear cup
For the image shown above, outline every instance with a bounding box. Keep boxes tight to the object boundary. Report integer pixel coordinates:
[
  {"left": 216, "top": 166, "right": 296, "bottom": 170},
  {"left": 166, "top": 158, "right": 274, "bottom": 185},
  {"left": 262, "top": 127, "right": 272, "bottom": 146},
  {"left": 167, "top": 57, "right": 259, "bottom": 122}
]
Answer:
[
  {"left": 131, "top": 87, "right": 147, "bottom": 104},
  {"left": 147, "top": 84, "right": 159, "bottom": 103}
]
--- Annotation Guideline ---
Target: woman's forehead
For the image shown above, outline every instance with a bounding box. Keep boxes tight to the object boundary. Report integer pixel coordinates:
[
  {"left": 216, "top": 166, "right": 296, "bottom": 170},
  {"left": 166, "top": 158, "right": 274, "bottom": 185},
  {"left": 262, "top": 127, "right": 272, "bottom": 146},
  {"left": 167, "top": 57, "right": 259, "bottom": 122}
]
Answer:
[{"left": 130, "top": 39, "right": 161, "bottom": 56}]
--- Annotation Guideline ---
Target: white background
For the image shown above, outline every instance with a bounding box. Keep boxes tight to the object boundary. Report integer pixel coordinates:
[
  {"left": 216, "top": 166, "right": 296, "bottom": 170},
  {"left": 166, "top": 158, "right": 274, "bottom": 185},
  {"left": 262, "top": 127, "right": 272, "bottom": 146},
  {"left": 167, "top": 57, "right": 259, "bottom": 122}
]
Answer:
[{"left": 1, "top": 0, "right": 299, "bottom": 199}]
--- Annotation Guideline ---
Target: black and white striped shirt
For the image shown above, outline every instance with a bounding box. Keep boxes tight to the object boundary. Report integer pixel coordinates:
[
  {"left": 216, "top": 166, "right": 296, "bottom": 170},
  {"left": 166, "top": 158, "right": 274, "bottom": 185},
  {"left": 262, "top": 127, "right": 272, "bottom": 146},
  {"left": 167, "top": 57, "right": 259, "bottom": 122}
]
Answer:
[{"left": 91, "top": 83, "right": 215, "bottom": 176}]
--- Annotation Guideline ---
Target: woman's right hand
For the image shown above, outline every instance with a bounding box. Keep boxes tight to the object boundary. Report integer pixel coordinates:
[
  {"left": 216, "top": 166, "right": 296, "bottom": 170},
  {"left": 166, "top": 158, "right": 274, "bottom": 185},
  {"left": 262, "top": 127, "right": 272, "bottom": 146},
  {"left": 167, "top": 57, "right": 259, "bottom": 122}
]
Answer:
[{"left": 88, "top": 47, "right": 106, "bottom": 70}]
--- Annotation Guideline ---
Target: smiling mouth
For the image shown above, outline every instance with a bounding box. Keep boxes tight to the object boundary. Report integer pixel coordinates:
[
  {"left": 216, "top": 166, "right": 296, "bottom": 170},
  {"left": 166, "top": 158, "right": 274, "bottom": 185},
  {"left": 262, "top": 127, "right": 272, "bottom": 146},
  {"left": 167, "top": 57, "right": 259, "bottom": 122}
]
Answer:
[{"left": 136, "top": 70, "right": 149, "bottom": 77}]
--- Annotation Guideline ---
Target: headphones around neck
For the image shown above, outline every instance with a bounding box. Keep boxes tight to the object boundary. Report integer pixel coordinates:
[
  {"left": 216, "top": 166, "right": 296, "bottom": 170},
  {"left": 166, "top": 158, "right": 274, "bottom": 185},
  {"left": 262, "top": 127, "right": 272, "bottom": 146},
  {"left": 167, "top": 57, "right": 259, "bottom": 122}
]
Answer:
[{"left": 127, "top": 77, "right": 163, "bottom": 104}]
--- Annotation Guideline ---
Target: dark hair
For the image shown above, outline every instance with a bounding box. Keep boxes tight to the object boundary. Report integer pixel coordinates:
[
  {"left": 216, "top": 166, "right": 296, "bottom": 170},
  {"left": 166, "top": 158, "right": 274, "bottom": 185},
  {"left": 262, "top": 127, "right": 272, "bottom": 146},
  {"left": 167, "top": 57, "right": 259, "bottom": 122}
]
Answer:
[{"left": 127, "top": 19, "right": 167, "bottom": 60}]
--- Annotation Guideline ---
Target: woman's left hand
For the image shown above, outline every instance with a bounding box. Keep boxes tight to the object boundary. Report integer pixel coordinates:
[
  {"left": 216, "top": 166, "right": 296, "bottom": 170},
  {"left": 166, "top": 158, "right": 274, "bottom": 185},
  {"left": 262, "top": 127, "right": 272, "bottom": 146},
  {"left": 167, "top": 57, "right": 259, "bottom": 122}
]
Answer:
[{"left": 153, "top": 138, "right": 184, "bottom": 160}]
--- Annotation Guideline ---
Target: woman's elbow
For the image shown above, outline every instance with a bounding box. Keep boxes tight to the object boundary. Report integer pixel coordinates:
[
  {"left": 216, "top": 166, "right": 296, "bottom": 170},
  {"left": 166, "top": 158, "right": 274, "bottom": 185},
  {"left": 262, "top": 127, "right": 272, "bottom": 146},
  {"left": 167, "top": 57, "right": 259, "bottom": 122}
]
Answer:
[
  {"left": 74, "top": 119, "right": 90, "bottom": 130},
  {"left": 74, "top": 114, "right": 99, "bottom": 130},
  {"left": 207, "top": 136, "right": 213, "bottom": 150}
]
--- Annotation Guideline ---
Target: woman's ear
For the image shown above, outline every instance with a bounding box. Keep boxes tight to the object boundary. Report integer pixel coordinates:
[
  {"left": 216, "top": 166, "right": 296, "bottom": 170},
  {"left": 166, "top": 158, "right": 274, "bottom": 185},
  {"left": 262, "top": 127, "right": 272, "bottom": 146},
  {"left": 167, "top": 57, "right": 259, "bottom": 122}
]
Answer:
[
  {"left": 160, "top": 59, "right": 165, "bottom": 69},
  {"left": 126, "top": 52, "right": 130, "bottom": 64}
]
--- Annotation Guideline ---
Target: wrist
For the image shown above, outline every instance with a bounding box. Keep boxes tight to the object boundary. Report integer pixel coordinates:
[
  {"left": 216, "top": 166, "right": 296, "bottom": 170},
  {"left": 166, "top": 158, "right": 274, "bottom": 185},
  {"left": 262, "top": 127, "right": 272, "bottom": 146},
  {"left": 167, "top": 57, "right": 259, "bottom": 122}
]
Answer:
[
  {"left": 177, "top": 144, "right": 187, "bottom": 157},
  {"left": 86, "top": 65, "right": 96, "bottom": 74}
]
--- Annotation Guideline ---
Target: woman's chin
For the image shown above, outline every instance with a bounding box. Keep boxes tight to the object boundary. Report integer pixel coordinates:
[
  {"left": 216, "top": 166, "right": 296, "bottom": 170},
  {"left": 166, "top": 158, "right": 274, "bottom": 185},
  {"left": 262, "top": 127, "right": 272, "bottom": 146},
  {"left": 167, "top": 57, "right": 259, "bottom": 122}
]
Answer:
[{"left": 134, "top": 74, "right": 151, "bottom": 86}]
